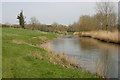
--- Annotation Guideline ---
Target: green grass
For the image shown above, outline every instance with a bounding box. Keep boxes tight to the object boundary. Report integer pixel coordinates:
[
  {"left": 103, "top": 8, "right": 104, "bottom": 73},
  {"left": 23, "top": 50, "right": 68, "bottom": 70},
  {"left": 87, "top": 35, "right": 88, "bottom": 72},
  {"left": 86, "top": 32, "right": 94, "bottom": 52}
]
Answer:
[
  {"left": 2, "top": 28, "right": 98, "bottom": 78},
  {"left": 68, "top": 32, "right": 73, "bottom": 35}
]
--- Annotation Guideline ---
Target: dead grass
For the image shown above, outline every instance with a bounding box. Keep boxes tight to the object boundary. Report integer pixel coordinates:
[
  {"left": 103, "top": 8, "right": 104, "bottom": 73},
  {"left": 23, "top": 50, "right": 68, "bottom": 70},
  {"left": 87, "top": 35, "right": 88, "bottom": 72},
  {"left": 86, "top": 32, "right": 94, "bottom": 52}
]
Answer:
[
  {"left": 74, "top": 30, "right": 119, "bottom": 43},
  {"left": 42, "top": 51, "right": 80, "bottom": 69}
]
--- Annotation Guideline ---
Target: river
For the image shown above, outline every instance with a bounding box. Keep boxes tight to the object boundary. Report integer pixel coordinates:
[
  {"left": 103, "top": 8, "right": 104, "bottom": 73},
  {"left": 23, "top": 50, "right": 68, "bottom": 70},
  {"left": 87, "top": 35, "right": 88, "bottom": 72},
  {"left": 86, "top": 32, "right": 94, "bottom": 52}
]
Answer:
[{"left": 41, "top": 34, "right": 119, "bottom": 78}]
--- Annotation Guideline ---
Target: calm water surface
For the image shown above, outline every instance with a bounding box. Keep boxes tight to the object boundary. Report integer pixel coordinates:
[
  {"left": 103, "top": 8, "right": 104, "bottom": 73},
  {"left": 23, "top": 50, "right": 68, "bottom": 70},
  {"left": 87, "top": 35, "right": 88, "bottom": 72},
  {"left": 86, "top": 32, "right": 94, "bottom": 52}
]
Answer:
[{"left": 41, "top": 35, "right": 119, "bottom": 78}]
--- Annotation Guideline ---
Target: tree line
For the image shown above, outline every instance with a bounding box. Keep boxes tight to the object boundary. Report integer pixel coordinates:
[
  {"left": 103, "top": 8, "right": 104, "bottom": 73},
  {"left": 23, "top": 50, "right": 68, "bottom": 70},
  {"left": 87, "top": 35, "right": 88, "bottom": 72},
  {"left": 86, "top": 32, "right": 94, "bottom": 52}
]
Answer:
[{"left": 70, "top": 2, "right": 118, "bottom": 32}]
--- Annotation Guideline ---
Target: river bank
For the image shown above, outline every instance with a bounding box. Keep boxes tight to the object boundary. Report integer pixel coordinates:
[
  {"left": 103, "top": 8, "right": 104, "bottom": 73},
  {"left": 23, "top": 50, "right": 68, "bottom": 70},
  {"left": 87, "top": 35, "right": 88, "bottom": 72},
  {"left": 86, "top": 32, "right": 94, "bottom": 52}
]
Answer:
[
  {"left": 40, "top": 34, "right": 119, "bottom": 78},
  {"left": 74, "top": 30, "right": 120, "bottom": 44},
  {"left": 2, "top": 28, "right": 98, "bottom": 78}
]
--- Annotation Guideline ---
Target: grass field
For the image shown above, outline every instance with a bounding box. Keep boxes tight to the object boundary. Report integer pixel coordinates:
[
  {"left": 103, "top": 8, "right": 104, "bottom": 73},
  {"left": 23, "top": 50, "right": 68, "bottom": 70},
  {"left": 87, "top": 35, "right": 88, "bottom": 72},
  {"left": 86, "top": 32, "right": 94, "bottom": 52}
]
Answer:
[{"left": 2, "top": 28, "right": 98, "bottom": 78}]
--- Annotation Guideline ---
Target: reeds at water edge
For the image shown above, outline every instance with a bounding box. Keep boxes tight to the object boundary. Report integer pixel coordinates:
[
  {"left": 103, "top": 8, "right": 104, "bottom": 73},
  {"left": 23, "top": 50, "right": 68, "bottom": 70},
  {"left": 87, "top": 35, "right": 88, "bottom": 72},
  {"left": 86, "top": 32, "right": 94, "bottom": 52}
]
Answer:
[{"left": 74, "top": 30, "right": 120, "bottom": 44}]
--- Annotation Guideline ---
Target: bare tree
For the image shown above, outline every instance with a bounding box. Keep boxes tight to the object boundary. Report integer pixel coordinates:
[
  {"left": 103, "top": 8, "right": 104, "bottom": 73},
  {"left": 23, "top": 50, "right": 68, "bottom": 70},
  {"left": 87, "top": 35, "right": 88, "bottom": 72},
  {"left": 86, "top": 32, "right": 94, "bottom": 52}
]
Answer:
[
  {"left": 118, "top": 2, "right": 120, "bottom": 30},
  {"left": 51, "top": 22, "right": 58, "bottom": 31},
  {"left": 29, "top": 17, "right": 40, "bottom": 25},
  {"left": 96, "top": 1, "right": 116, "bottom": 30},
  {"left": 70, "top": 22, "right": 80, "bottom": 32},
  {"left": 29, "top": 17, "right": 40, "bottom": 30}
]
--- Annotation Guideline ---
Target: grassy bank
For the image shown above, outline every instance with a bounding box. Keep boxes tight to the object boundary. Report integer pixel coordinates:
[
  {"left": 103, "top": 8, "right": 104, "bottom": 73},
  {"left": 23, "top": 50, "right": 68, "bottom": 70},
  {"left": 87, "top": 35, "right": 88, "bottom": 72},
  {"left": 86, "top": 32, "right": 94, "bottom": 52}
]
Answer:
[
  {"left": 2, "top": 28, "right": 97, "bottom": 78},
  {"left": 74, "top": 30, "right": 120, "bottom": 44}
]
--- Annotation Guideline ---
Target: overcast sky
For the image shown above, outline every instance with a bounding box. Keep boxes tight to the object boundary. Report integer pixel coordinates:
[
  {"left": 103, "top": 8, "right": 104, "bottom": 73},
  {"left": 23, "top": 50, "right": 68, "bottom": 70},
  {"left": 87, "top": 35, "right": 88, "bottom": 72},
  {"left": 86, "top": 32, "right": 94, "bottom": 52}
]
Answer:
[{"left": 2, "top": 1, "right": 118, "bottom": 25}]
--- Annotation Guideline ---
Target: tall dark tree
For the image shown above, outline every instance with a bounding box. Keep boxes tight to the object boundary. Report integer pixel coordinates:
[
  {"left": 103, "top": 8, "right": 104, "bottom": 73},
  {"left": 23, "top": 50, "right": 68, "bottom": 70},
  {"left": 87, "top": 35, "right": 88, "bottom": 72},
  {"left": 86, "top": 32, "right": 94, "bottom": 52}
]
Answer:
[{"left": 17, "top": 10, "right": 25, "bottom": 28}]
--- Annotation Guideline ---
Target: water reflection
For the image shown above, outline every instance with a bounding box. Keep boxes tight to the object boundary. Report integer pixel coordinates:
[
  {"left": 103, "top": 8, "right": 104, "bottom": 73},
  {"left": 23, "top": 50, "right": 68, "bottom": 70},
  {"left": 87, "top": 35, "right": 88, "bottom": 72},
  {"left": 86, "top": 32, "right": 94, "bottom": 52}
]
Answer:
[
  {"left": 79, "top": 37, "right": 118, "bottom": 77},
  {"left": 41, "top": 35, "right": 119, "bottom": 78}
]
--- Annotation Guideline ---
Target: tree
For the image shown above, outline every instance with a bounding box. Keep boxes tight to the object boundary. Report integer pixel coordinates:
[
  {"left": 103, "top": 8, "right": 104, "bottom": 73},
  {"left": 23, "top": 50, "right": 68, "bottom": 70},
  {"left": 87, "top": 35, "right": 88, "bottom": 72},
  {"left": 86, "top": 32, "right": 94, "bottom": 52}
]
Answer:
[
  {"left": 78, "top": 15, "right": 97, "bottom": 31},
  {"left": 72, "top": 22, "right": 79, "bottom": 32},
  {"left": 29, "top": 17, "right": 40, "bottom": 25},
  {"left": 17, "top": 10, "right": 25, "bottom": 28},
  {"left": 51, "top": 22, "right": 58, "bottom": 31},
  {"left": 118, "top": 2, "right": 120, "bottom": 30},
  {"left": 96, "top": 2, "right": 116, "bottom": 30},
  {"left": 29, "top": 17, "right": 40, "bottom": 30}
]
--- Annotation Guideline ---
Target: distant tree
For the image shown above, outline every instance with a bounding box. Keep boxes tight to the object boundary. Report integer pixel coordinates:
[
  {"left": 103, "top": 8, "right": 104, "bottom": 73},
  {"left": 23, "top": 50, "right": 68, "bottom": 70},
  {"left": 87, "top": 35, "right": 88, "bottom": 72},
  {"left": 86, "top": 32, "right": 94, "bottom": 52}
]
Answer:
[
  {"left": 29, "top": 17, "right": 40, "bottom": 30},
  {"left": 5, "top": 22, "right": 11, "bottom": 25},
  {"left": 17, "top": 10, "right": 25, "bottom": 28},
  {"left": 78, "top": 15, "right": 94, "bottom": 31},
  {"left": 57, "top": 24, "right": 66, "bottom": 31},
  {"left": 51, "top": 22, "right": 58, "bottom": 31},
  {"left": 72, "top": 22, "right": 79, "bottom": 32},
  {"left": 67, "top": 24, "right": 73, "bottom": 32},
  {"left": 29, "top": 17, "right": 40, "bottom": 25}
]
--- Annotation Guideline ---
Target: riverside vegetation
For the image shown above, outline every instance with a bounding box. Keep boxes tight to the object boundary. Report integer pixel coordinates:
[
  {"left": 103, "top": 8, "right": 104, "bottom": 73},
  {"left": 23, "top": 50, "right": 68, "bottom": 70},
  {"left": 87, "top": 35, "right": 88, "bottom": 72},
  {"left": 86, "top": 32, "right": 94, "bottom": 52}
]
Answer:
[
  {"left": 2, "top": 28, "right": 98, "bottom": 78},
  {"left": 72, "top": 2, "right": 119, "bottom": 44},
  {"left": 74, "top": 30, "right": 120, "bottom": 44}
]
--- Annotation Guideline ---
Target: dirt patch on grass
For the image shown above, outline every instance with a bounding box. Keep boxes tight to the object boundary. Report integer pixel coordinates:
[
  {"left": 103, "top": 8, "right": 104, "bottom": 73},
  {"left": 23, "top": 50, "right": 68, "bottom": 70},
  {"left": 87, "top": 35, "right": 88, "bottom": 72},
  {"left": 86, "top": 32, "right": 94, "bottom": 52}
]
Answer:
[
  {"left": 39, "top": 36, "right": 47, "bottom": 40},
  {"left": 28, "top": 52, "right": 43, "bottom": 60},
  {"left": 12, "top": 40, "right": 25, "bottom": 44},
  {"left": 32, "top": 37, "right": 37, "bottom": 39},
  {"left": 32, "top": 36, "right": 47, "bottom": 40},
  {"left": 12, "top": 40, "right": 38, "bottom": 47}
]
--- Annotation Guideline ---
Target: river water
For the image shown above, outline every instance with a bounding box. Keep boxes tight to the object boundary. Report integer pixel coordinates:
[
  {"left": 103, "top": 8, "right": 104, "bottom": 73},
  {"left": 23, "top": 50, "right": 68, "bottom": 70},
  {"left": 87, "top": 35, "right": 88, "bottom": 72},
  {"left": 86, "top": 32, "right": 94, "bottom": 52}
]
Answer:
[{"left": 41, "top": 34, "right": 119, "bottom": 78}]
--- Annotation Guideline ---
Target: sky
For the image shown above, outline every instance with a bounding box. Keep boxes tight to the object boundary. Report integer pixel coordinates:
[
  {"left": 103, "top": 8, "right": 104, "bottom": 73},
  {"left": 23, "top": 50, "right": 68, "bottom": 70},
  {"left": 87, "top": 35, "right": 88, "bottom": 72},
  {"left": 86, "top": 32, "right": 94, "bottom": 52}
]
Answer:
[
  {"left": 0, "top": 2, "right": 1, "bottom": 24},
  {"left": 1, "top": 0, "right": 119, "bottom": 2},
  {"left": 1, "top": 1, "right": 118, "bottom": 25}
]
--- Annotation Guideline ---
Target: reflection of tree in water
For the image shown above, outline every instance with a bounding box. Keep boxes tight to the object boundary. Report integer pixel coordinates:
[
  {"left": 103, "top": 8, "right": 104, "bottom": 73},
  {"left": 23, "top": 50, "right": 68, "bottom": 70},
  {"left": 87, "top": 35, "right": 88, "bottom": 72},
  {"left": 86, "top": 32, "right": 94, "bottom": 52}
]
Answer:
[
  {"left": 97, "top": 47, "right": 110, "bottom": 77},
  {"left": 99, "top": 45, "right": 118, "bottom": 78},
  {"left": 98, "top": 42, "right": 118, "bottom": 77},
  {"left": 79, "top": 38, "right": 99, "bottom": 51},
  {"left": 76, "top": 37, "right": 118, "bottom": 78},
  {"left": 79, "top": 37, "right": 119, "bottom": 52}
]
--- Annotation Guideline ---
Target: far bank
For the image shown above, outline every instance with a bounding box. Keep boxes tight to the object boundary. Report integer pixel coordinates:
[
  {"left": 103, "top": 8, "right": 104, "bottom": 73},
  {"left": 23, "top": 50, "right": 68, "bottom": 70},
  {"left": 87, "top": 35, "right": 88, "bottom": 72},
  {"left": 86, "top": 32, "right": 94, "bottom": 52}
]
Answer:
[{"left": 74, "top": 30, "right": 120, "bottom": 44}]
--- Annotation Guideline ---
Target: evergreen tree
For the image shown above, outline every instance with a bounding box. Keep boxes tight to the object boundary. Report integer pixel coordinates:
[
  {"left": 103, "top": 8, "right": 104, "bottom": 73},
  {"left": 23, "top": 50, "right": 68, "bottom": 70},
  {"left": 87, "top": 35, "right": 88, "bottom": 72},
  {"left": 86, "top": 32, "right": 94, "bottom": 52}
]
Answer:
[{"left": 17, "top": 10, "right": 25, "bottom": 28}]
